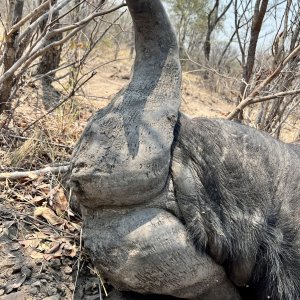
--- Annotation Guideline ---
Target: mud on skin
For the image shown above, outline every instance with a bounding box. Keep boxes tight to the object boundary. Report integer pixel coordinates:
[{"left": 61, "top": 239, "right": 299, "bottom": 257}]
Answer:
[{"left": 69, "top": 0, "right": 300, "bottom": 299}]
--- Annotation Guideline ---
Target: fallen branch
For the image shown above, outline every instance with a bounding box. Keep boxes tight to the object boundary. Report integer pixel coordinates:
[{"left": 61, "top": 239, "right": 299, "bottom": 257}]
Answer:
[{"left": 0, "top": 165, "right": 70, "bottom": 181}]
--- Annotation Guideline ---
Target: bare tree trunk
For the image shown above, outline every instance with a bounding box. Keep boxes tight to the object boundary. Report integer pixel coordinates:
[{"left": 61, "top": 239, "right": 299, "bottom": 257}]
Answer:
[
  {"left": 0, "top": 0, "right": 24, "bottom": 114},
  {"left": 203, "top": 0, "right": 233, "bottom": 63},
  {"left": 203, "top": 2, "right": 217, "bottom": 64},
  {"left": 236, "top": 0, "right": 269, "bottom": 119},
  {"left": 203, "top": 0, "right": 232, "bottom": 79},
  {"left": 254, "top": 0, "right": 299, "bottom": 137},
  {"left": 36, "top": 0, "right": 62, "bottom": 83}
]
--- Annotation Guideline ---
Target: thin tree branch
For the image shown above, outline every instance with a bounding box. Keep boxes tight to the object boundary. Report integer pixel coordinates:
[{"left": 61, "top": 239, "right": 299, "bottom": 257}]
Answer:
[
  {"left": 227, "top": 43, "right": 300, "bottom": 119},
  {"left": 51, "top": 2, "right": 126, "bottom": 35},
  {"left": 0, "top": 3, "right": 126, "bottom": 86},
  {"left": 250, "top": 89, "right": 300, "bottom": 104},
  {"left": 7, "top": 0, "right": 51, "bottom": 36},
  {"left": 216, "top": 0, "right": 233, "bottom": 24},
  {"left": 271, "top": 98, "right": 300, "bottom": 135},
  {"left": 18, "top": 0, "right": 72, "bottom": 42}
]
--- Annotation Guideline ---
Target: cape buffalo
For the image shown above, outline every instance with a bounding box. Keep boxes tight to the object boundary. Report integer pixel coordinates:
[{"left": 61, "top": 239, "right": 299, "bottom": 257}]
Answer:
[{"left": 70, "top": 1, "right": 300, "bottom": 299}]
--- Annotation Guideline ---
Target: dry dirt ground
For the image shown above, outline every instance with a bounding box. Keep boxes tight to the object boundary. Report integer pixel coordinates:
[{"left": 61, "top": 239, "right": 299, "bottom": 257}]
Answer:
[
  {"left": 83, "top": 51, "right": 235, "bottom": 119},
  {"left": 0, "top": 48, "right": 299, "bottom": 300}
]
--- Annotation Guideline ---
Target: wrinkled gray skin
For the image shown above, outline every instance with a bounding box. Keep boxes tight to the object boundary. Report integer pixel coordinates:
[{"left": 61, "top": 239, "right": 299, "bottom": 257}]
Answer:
[{"left": 70, "top": 1, "right": 300, "bottom": 300}]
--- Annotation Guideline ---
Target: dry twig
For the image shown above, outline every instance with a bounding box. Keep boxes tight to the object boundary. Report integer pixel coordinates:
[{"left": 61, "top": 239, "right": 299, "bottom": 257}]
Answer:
[{"left": 0, "top": 165, "right": 69, "bottom": 181}]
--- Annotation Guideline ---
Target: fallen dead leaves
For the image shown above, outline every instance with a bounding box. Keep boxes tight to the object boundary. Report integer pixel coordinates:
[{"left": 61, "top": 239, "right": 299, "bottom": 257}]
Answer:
[
  {"left": 16, "top": 180, "right": 81, "bottom": 261},
  {"left": 0, "top": 176, "right": 81, "bottom": 268},
  {"left": 0, "top": 174, "right": 83, "bottom": 297},
  {"left": 34, "top": 207, "right": 64, "bottom": 225},
  {"left": 19, "top": 230, "right": 77, "bottom": 261}
]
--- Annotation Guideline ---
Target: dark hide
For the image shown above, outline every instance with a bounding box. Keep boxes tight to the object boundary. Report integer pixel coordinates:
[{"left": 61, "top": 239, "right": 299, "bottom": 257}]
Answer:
[
  {"left": 171, "top": 113, "right": 300, "bottom": 300},
  {"left": 69, "top": 0, "right": 300, "bottom": 299},
  {"left": 69, "top": 0, "right": 241, "bottom": 298}
]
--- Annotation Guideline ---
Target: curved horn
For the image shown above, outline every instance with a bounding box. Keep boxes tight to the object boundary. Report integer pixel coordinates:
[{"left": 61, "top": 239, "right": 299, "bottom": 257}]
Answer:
[
  {"left": 70, "top": 0, "right": 181, "bottom": 208},
  {"left": 128, "top": 0, "right": 179, "bottom": 70}
]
